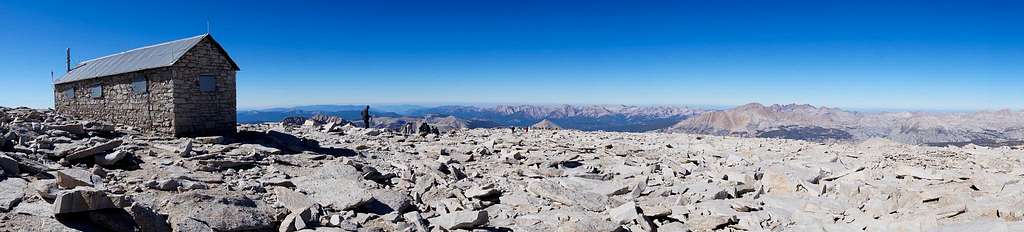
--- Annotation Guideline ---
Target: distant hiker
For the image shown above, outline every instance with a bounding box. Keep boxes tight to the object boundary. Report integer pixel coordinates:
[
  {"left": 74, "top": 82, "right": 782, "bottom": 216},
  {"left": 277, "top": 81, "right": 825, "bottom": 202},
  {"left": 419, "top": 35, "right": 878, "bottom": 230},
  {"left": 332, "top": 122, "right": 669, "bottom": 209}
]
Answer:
[
  {"left": 511, "top": 126, "right": 516, "bottom": 133},
  {"left": 361, "top": 105, "right": 371, "bottom": 129},
  {"left": 418, "top": 122, "right": 432, "bottom": 136},
  {"left": 401, "top": 122, "right": 416, "bottom": 134}
]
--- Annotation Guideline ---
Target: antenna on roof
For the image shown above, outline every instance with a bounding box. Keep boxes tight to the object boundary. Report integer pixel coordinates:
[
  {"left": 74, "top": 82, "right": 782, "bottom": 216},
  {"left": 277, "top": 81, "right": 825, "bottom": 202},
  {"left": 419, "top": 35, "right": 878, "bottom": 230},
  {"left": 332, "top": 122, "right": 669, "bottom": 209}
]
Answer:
[
  {"left": 65, "top": 48, "right": 71, "bottom": 73},
  {"left": 206, "top": 20, "right": 211, "bottom": 34},
  {"left": 50, "top": 70, "right": 54, "bottom": 82}
]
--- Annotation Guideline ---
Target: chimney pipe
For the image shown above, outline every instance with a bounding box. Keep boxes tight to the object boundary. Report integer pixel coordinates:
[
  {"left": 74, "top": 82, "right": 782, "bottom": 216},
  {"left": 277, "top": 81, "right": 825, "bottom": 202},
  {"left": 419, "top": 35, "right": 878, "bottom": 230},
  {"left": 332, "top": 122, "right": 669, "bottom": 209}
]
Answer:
[{"left": 65, "top": 48, "right": 71, "bottom": 73}]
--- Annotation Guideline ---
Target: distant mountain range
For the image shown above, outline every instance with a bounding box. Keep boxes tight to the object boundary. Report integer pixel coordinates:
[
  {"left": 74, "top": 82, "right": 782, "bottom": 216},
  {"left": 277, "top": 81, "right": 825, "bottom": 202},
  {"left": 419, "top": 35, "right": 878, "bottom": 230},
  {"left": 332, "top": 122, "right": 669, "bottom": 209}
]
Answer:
[
  {"left": 666, "top": 103, "right": 1024, "bottom": 146},
  {"left": 249, "top": 104, "right": 428, "bottom": 114},
  {"left": 410, "top": 104, "right": 705, "bottom": 132},
  {"left": 239, "top": 104, "right": 705, "bottom": 132},
  {"left": 237, "top": 109, "right": 404, "bottom": 124},
  {"left": 238, "top": 103, "right": 1024, "bottom": 147}
]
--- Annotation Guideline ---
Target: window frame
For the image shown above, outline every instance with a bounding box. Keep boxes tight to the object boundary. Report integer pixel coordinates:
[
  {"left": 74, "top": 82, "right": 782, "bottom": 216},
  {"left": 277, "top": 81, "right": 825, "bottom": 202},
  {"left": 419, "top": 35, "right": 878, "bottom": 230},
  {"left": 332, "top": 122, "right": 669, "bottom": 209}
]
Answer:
[
  {"left": 89, "top": 84, "right": 103, "bottom": 99},
  {"left": 198, "top": 75, "right": 216, "bottom": 92},
  {"left": 131, "top": 74, "right": 148, "bottom": 94},
  {"left": 63, "top": 88, "right": 75, "bottom": 99}
]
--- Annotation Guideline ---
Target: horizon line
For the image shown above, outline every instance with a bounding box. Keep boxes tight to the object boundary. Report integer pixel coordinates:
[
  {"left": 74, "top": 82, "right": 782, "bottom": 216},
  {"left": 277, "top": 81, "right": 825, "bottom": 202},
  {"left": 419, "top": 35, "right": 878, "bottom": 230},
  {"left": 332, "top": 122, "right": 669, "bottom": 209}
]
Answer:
[{"left": 235, "top": 102, "right": 1023, "bottom": 113}]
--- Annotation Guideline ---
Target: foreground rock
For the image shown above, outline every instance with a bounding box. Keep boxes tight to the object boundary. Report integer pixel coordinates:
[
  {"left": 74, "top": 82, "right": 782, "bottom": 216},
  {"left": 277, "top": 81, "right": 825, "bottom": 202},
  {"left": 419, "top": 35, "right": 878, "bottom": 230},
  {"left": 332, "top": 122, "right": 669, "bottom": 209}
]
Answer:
[
  {"left": 159, "top": 191, "right": 276, "bottom": 231},
  {"left": 0, "top": 178, "right": 27, "bottom": 211},
  {"left": 64, "top": 139, "right": 122, "bottom": 161},
  {"left": 3, "top": 107, "right": 1024, "bottom": 231},
  {"left": 53, "top": 187, "right": 116, "bottom": 214},
  {"left": 0, "top": 153, "right": 18, "bottom": 176},
  {"left": 428, "top": 210, "right": 489, "bottom": 230},
  {"left": 292, "top": 162, "right": 373, "bottom": 210},
  {"left": 56, "top": 169, "right": 104, "bottom": 189}
]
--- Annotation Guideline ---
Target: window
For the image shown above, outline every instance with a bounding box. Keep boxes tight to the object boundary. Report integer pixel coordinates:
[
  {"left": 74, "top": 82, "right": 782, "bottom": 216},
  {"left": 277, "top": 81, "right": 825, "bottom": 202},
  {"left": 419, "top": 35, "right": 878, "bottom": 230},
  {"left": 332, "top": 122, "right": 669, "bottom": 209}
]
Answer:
[
  {"left": 199, "top": 75, "right": 216, "bottom": 92},
  {"left": 89, "top": 85, "right": 102, "bottom": 98},
  {"left": 63, "top": 88, "right": 75, "bottom": 99},
  {"left": 132, "top": 75, "right": 147, "bottom": 94}
]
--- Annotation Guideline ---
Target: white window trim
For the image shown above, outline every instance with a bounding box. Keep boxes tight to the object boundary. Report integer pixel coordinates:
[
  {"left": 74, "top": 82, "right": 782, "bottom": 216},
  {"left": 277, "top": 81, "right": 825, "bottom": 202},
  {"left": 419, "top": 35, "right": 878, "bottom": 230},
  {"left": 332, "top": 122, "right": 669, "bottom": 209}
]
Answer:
[{"left": 89, "top": 85, "right": 103, "bottom": 99}]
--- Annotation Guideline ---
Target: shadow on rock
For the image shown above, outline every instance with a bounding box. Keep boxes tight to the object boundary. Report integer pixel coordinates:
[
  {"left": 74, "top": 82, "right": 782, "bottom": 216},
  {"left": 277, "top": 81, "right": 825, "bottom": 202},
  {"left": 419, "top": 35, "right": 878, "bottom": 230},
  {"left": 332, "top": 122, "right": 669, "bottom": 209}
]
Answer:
[
  {"left": 231, "top": 129, "right": 357, "bottom": 157},
  {"left": 311, "top": 146, "right": 358, "bottom": 157},
  {"left": 56, "top": 208, "right": 138, "bottom": 232},
  {"left": 232, "top": 130, "right": 317, "bottom": 153}
]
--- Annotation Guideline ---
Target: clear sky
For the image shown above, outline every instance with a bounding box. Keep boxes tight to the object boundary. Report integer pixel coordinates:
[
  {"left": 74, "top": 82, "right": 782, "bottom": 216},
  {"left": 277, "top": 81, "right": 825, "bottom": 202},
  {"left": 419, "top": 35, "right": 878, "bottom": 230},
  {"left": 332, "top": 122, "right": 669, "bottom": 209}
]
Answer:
[{"left": 1, "top": 1, "right": 1022, "bottom": 110}]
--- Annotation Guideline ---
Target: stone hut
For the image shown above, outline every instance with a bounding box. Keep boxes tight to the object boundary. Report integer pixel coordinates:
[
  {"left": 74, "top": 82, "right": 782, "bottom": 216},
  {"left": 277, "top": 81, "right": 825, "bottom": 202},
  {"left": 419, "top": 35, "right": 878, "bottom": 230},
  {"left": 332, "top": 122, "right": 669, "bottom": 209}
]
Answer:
[{"left": 53, "top": 34, "right": 239, "bottom": 137}]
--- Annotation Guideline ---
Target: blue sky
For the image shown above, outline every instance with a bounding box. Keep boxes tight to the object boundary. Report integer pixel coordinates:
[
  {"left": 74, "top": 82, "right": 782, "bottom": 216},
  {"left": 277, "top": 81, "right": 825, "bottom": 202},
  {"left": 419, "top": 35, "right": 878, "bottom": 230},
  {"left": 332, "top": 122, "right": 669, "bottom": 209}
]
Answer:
[{"left": 1, "top": 1, "right": 1022, "bottom": 110}]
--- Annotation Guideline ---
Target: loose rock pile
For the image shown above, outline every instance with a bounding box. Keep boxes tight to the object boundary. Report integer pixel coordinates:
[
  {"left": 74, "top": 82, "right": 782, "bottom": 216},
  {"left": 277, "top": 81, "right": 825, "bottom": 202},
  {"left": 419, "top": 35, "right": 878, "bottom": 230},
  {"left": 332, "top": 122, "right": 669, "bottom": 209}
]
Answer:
[{"left": 2, "top": 106, "right": 1024, "bottom": 231}]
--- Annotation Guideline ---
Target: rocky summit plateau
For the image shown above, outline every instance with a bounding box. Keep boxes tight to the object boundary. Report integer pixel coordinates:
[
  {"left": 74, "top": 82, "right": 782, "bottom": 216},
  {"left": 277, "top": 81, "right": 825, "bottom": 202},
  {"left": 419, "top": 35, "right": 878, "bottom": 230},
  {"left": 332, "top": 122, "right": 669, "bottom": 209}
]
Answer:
[
  {"left": 240, "top": 103, "right": 1024, "bottom": 148},
  {"left": 2, "top": 106, "right": 1024, "bottom": 232}
]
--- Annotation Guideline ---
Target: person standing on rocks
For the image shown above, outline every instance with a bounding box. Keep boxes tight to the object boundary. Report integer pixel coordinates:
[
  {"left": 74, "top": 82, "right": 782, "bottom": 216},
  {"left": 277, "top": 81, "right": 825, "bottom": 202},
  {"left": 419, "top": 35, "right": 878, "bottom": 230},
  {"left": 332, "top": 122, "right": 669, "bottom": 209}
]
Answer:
[
  {"left": 361, "top": 105, "right": 372, "bottom": 129},
  {"left": 418, "top": 122, "right": 432, "bottom": 136},
  {"left": 401, "top": 122, "right": 416, "bottom": 134}
]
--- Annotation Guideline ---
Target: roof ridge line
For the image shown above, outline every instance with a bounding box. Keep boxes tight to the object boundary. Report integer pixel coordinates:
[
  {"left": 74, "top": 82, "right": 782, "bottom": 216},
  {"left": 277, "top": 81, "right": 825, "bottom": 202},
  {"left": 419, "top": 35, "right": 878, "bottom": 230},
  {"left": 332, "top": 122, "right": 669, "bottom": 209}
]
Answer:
[{"left": 76, "top": 34, "right": 208, "bottom": 65}]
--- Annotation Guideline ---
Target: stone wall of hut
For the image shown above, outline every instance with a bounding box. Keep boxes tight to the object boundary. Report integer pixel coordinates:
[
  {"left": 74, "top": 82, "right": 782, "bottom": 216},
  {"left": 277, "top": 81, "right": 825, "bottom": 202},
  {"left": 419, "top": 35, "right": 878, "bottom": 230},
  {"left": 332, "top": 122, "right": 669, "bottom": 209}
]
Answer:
[
  {"left": 169, "top": 37, "right": 238, "bottom": 136},
  {"left": 53, "top": 68, "right": 177, "bottom": 135},
  {"left": 53, "top": 37, "right": 237, "bottom": 137}
]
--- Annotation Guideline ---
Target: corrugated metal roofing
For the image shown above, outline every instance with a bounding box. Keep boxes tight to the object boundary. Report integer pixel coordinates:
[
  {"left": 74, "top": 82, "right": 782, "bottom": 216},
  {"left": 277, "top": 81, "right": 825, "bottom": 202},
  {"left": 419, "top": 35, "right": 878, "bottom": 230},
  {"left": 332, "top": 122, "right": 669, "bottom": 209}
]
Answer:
[{"left": 55, "top": 34, "right": 235, "bottom": 84}]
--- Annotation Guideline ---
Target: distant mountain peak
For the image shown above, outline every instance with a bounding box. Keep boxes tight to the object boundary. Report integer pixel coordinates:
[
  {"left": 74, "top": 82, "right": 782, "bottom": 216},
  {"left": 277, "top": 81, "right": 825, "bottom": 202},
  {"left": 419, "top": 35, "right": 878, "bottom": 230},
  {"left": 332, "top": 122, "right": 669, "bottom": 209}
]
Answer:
[
  {"left": 531, "top": 119, "right": 562, "bottom": 129},
  {"left": 738, "top": 102, "right": 767, "bottom": 109}
]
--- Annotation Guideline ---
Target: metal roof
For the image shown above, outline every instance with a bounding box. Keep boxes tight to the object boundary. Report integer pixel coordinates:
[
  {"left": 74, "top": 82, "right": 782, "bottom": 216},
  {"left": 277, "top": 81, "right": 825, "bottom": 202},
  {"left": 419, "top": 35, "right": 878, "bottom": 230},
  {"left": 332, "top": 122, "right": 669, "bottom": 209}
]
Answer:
[{"left": 54, "top": 34, "right": 238, "bottom": 84}]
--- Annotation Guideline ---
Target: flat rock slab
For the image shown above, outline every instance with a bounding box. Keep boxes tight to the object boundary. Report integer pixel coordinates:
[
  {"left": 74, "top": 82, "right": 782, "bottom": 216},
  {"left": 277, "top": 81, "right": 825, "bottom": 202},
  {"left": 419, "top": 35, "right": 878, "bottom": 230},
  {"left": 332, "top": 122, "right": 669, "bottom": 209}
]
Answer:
[
  {"left": 31, "top": 179, "right": 59, "bottom": 201},
  {"left": 687, "top": 214, "right": 738, "bottom": 231},
  {"left": 0, "top": 214, "right": 85, "bottom": 232},
  {"left": 0, "top": 178, "right": 28, "bottom": 211},
  {"left": 362, "top": 189, "right": 412, "bottom": 214},
  {"left": 608, "top": 201, "right": 639, "bottom": 225},
  {"left": 465, "top": 183, "right": 501, "bottom": 199},
  {"left": 152, "top": 141, "right": 191, "bottom": 157},
  {"left": 560, "top": 177, "right": 630, "bottom": 197},
  {"left": 558, "top": 218, "right": 624, "bottom": 232},
  {"left": 197, "top": 160, "right": 256, "bottom": 171},
  {"left": 48, "top": 124, "right": 86, "bottom": 135},
  {"left": 53, "top": 187, "right": 116, "bottom": 214},
  {"left": 2, "top": 152, "right": 47, "bottom": 175},
  {"left": 760, "top": 167, "right": 799, "bottom": 194},
  {"left": 239, "top": 144, "right": 282, "bottom": 156},
  {"left": 94, "top": 150, "right": 128, "bottom": 166},
  {"left": 160, "top": 191, "right": 276, "bottom": 232},
  {"left": 294, "top": 177, "right": 371, "bottom": 211},
  {"left": 274, "top": 187, "right": 316, "bottom": 213},
  {"left": 293, "top": 162, "right": 372, "bottom": 210},
  {"left": 895, "top": 165, "right": 944, "bottom": 180},
  {"left": 403, "top": 212, "right": 429, "bottom": 232},
  {"left": 428, "top": 210, "right": 489, "bottom": 230},
  {"left": 194, "top": 136, "right": 225, "bottom": 144},
  {"left": 13, "top": 201, "right": 53, "bottom": 217},
  {"left": 658, "top": 222, "right": 689, "bottom": 232},
  {"left": 526, "top": 179, "right": 609, "bottom": 212},
  {"left": 66, "top": 139, "right": 122, "bottom": 161},
  {"left": 57, "top": 168, "right": 103, "bottom": 189}
]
